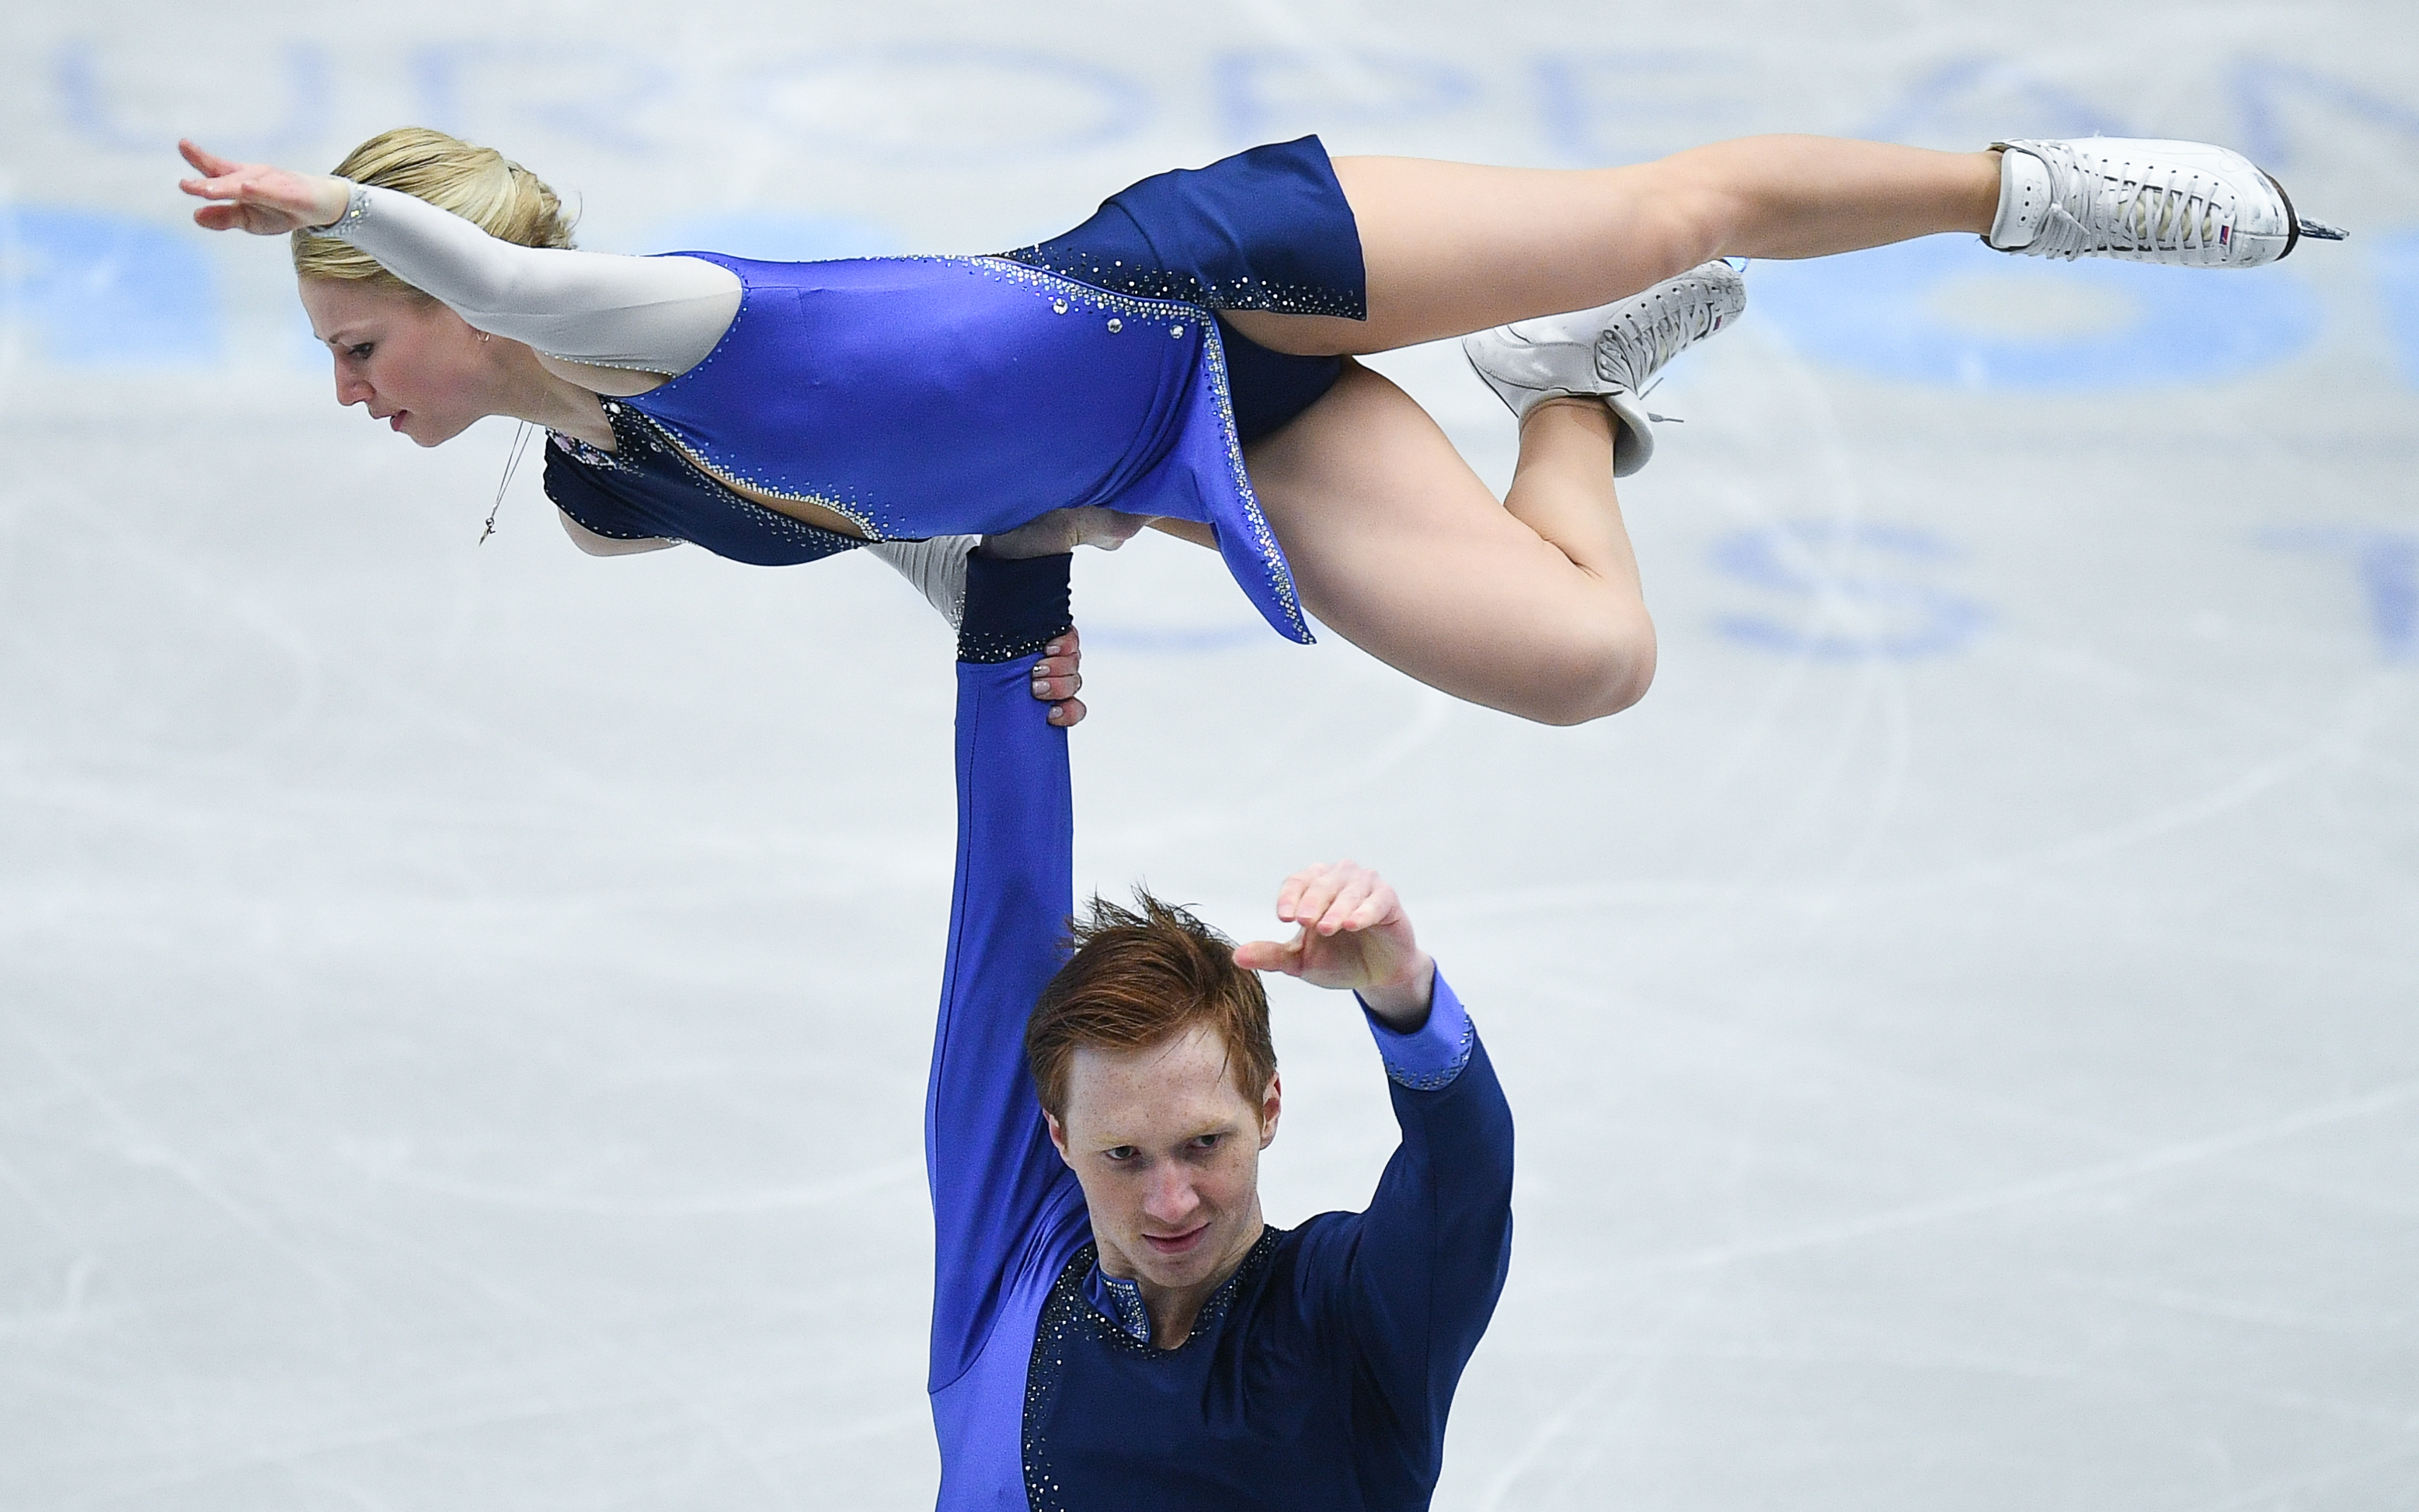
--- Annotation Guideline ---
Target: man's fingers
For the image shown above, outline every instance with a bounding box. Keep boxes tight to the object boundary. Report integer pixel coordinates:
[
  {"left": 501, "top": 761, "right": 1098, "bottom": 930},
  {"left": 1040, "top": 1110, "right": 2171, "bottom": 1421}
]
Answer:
[
  {"left": 1275, "top": 860, "right": 1349, "bottom": 924},
  {"left": 1317, "top": 872, "right": 1375, "bottom": 935},
  {"left": 1233, "top": 932, "right": 1304, "bottom": 975},
  {"left": 1338, "top": 876, "right": 1392, "bottom": 930},
  {"left": 1352, "top": 885, "right": 1396, "bottom": 930},
  {"left": 1307, "top": 862, "right": 1373, "bottom": 934},
  {"left": 1290, "top": 867, "right": 1346, "bottom": 930},
  {"left": 1272, "top": 873, "right": 1310, "bottom": 924}
]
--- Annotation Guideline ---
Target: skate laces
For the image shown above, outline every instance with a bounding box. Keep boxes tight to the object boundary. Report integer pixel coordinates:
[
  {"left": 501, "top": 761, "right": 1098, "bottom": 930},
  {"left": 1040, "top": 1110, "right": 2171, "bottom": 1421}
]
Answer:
[
  {"left": 1593, "top": 282, "right": 1727, "bottom": 395},
  {"left": 2029, "top": 146, "right": 2229, "bottom": 260}
]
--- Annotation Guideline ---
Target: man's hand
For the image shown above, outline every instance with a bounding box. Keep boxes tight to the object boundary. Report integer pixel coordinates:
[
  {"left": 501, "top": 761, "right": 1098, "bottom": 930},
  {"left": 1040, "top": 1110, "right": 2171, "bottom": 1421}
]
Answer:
[
  {"left": 178, "top": 141, "right": 350, "bottom": 235},
  {"left": 1032, "top": 628, "right": 1085, "bottom": 727},
  {"left": 1234, "top": 861, "right": 1436, "bottom": 1030}
]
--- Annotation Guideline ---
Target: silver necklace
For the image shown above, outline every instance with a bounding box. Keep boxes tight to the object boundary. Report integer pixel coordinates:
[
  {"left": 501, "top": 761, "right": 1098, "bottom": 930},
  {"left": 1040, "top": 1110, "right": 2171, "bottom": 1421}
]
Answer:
[{"left": 480, "top": 421, "right": 535, "bottom": 544}]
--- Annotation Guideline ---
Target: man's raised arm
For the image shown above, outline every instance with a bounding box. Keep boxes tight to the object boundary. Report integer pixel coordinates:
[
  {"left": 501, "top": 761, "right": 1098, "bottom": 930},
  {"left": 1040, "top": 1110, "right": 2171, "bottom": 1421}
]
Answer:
[
  {"left": 1236, "top": 862, "right": 1516, "bottom": 1498},
  {"left": 925, "top": 551, "right": 1088, "bottom": 1396}
]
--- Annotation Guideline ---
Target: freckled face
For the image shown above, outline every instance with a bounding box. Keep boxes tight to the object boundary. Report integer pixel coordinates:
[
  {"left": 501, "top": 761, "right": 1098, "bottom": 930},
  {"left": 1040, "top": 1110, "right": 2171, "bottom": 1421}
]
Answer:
[
  {"left": 1048, "top": 1025, "right": 1282, "bottom": 1296},
  {"left": 298, "top": 277, "right": 501, "bottom": 447}
]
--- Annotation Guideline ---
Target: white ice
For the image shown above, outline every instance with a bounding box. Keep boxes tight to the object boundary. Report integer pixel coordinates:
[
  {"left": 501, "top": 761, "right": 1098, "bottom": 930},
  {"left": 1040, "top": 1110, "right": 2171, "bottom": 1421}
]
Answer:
[{"left": 3, "top": 2, "right": 2416, "bottom": 1507}]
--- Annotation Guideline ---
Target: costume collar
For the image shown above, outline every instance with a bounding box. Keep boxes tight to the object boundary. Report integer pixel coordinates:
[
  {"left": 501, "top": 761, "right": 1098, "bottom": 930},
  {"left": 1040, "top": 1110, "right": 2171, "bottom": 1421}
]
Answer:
[{"left": 1081, "top": 1227, "right": 1277, "bottom": 1347}]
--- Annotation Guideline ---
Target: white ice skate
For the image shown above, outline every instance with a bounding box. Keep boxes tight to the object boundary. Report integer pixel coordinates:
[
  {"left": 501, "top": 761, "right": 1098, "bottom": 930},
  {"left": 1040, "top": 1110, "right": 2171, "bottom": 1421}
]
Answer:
[
  {"left": 1461, "top": 259, "right": 1746, "bottom": 478},
  {"left": 1987, "top": 137, "right": 2347, "bottom": 269}
]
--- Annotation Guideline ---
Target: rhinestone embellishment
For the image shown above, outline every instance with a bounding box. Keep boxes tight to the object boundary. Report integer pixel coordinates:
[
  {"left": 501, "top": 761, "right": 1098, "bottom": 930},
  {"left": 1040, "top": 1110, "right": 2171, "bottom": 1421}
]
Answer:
[
  {"left": 1105, "top": 317, "right": 1122, "bottom": 333},
  {"left": 897, "top": 253, "right": 1313, "bottom": 641}
]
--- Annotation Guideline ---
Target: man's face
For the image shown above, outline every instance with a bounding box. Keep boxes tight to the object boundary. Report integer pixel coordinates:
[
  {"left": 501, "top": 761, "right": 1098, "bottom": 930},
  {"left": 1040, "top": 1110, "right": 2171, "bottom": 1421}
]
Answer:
[{"left": 1047, "top": 1024, "right": 1282, "bottom": 1299}]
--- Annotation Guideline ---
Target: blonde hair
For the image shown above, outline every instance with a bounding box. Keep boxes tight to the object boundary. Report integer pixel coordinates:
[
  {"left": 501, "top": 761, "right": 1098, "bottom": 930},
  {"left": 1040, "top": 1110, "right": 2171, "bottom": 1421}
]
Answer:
[{"left": 292, "top": 127, "right": 576, "bottom": 293}]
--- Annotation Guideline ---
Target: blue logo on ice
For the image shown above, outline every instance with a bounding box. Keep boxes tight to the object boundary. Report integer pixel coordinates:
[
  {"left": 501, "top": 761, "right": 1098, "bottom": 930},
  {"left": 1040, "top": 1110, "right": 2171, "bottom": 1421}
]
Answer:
[
  {"left": 2258, "top": 527, "right": 2419, "bottom": 662},
  {"left": 1, "top": 207, "right": 221, "bottom": 367},
  {"left": 1750, "top": 235, "right": 2318, "bottom": 390},
  {"left": 2371, "top": 228, "right": 2419, "bottom": 389}
]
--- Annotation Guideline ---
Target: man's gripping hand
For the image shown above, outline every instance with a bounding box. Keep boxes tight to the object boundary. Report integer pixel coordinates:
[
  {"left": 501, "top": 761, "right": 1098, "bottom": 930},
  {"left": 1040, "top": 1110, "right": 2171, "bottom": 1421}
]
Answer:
[{"left": 1234, "top": 861, "right": 1436, "bottom": 1031}]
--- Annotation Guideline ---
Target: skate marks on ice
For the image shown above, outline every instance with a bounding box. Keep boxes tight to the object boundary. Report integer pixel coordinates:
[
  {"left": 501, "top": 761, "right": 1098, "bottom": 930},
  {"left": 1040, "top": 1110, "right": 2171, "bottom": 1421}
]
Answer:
[{"left": 6, "top": 5, "right": 2419, "bottom": 1511}]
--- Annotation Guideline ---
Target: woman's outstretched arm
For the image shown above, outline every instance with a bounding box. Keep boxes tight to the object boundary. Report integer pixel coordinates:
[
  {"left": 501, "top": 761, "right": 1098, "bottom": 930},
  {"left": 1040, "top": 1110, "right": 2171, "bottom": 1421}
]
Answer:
[{"left": 179, "top": 140, "right": 740, "bottom": 375}]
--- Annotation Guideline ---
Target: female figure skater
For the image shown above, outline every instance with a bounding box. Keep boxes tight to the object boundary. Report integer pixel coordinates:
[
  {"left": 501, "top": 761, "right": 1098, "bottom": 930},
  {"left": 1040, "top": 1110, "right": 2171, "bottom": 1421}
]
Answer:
[{"left": 181, "top": 130, "right": 2338, "bottom": 725}]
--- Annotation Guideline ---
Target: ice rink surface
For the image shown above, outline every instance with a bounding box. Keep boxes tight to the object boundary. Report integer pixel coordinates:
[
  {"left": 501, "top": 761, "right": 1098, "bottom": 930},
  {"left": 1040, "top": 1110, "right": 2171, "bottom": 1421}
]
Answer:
[{"left": 4, "top": 2, "right": 2417, "bottom": 1507}]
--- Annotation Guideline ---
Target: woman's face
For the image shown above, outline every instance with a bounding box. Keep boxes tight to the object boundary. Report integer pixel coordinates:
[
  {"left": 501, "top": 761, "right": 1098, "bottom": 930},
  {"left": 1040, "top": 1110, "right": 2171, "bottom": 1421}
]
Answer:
[{"left": 298, "top": 277, "right": 505, "bottom": 447}]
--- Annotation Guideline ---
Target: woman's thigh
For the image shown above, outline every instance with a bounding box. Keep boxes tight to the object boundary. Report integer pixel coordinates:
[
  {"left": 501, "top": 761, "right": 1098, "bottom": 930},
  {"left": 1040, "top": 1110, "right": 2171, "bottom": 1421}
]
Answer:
[
  {"left": 1225, "top": 155, "right": 1710, "bottom": 358},
  {"left": 1247, "top": 363, "right": 1651, "bottom": 724}
]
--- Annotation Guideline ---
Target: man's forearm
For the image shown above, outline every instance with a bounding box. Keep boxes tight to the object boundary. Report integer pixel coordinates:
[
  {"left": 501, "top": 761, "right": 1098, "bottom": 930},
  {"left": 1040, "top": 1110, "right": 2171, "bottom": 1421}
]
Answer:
[{"left": 925, "top": 550, "right": 1081, "bottom": 1393}]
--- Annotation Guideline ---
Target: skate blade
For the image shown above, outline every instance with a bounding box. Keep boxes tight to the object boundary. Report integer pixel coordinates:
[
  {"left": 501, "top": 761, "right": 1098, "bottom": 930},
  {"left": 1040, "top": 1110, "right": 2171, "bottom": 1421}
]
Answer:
[{"left": 2296, "top": 217, "right": 2350, "bottom": 242}]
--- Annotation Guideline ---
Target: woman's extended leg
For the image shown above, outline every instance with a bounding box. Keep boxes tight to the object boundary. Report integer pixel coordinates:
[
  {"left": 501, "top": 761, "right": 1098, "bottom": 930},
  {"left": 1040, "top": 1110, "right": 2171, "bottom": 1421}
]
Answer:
[
  {"left": 1248, "top": 363, "right": 1652, "bottom": 726},
  {"left": 1216, "top": 133, "right": 2324, "bottom": 723},
  {"left": 1228, "top": 137, "right": 1994, "bottom": 722},
  {"left": 1223, "top": 137, "right": 2000, "bottom": 356}
]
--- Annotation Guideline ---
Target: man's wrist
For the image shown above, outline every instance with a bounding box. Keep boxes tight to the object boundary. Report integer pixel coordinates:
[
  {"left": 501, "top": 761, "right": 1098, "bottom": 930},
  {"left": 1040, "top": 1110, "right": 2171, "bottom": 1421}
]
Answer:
[
  {"left": 1359, "top": 965, "right": 1474, "bottom": 1092},
  {"left": 1356, "top": 954, "right": 1436, "bottom": 1031},
  {"left": 956, "top": 550, "right": 1072, "bottom": 664}
]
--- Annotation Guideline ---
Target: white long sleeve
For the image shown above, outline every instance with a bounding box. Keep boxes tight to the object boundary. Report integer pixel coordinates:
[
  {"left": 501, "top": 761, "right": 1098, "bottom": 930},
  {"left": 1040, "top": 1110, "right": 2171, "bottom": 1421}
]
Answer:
[
  {"left": 312, "top": 182, "right": 741, "bottom": 374},
  {"left": 865, "top": 536, "right": 979, "bottom": 628}
]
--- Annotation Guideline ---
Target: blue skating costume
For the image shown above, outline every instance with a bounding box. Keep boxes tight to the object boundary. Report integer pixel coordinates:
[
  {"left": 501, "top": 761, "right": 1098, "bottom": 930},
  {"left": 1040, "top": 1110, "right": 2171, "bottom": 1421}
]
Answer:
[
  {"left": 543, "top": 137, "right": 1370, "bottom": 645},
  {"left": 928, "top": 551, "right": 1516, "bottom": 1510}
]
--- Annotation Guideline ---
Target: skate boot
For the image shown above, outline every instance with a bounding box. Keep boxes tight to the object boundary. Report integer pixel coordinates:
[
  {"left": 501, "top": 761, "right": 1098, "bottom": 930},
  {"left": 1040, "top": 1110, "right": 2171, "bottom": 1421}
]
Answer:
[
  {"left": 1986, "top": 137, "right": 2347, "bottom": 268},
  {"left": 1462, "top": 259, "right": 1746, "bottom": 478}
]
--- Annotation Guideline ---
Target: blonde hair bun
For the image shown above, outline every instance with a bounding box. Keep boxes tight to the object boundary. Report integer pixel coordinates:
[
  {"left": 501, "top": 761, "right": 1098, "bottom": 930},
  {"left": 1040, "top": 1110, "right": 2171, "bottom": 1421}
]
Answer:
[{"left": 292, "top": 127, "right": 576, "bottom": 290}]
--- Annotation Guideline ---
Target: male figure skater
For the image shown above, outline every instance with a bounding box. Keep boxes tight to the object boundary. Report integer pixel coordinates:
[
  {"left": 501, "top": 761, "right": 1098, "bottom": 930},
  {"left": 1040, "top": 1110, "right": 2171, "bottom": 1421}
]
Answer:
[{"left": 926, "top": 549, "right": 1513, "bottom": 1510}]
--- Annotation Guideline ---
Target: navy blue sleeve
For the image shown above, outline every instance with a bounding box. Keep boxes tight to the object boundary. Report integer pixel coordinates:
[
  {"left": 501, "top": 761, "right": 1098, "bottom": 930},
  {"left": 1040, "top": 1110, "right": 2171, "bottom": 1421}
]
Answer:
[
  {"left": 1336, "top": 973, "right": 1516, "bottom": 1484},
  {"left": 924, "top": 553, "right": 1084, "bottom": 1395}
]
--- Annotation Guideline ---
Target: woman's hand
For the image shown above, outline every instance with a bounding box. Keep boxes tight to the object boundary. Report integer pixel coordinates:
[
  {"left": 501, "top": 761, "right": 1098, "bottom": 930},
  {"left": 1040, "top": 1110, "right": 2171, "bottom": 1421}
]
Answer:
[
  {"left": 982, "top": 507, "right": 1151, "bottom": 561},
  {"left": 1032, "top": 627, "right": 1086, "bottom": 728},
  {"left": 178, "top": 139, "right": 350, "bottom": 235},
  {"left": 1234, "top": 861, "right": 1436, "bottom": 1028}
]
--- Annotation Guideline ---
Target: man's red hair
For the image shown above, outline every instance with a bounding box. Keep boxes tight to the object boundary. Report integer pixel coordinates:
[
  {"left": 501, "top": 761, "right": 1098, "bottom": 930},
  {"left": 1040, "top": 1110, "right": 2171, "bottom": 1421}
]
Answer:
[{"left": 1025, "top": 889, "right": 1277, "bottom": 1123}]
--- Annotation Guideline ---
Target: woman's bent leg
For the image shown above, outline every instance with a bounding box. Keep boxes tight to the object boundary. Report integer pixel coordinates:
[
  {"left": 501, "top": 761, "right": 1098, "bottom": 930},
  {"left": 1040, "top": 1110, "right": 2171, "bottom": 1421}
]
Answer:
[
  {"left": 1226, "top": 137, "right": 2000, "bottom": 356},
  {"left": 1248, "top": 363, "right": 1652, "bottom": 726}
]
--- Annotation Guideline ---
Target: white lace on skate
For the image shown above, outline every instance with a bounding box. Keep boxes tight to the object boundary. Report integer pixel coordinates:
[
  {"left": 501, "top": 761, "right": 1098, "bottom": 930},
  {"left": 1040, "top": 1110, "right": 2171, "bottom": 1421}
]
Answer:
[
  {"left": 1592, "top": 266, "right": 1741, "bottom": 395},
  {"left": 1992, "top": 138, "right": 2304, "bottom": 268}
]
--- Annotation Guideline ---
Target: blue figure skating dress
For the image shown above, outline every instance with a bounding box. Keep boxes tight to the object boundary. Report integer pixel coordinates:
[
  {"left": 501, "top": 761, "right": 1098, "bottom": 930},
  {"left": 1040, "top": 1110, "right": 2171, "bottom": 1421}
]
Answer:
[{"left": 540, "top": 137, "right": 1366, "bottom": 643}]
